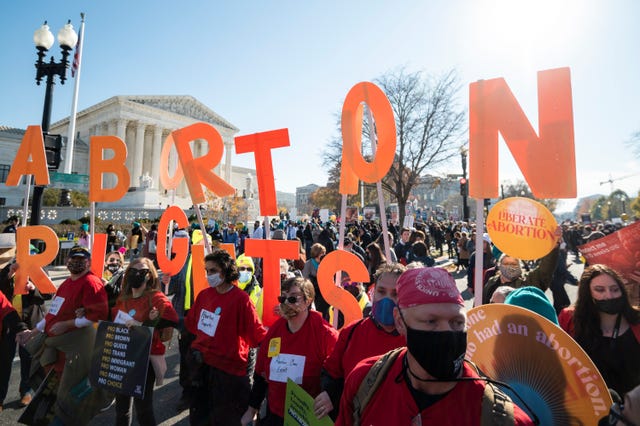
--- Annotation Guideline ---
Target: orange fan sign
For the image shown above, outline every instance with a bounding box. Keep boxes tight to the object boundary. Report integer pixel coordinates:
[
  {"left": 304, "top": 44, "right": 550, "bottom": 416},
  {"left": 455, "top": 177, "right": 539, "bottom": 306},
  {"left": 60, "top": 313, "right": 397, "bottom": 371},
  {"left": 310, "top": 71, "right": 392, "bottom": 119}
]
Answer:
[
  {"left": 486, "top": 197, "right": 558, "bottom": 261},
  {"left": 466, "top": 304, "right": 612, "bottom": 425}
]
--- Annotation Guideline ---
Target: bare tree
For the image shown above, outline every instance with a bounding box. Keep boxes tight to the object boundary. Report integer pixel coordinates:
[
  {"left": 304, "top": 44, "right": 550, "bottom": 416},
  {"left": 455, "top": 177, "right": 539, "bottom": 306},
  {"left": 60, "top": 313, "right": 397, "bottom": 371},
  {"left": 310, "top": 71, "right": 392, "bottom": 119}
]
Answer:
[
  {"left": 322, "top": 68, "right": 466, "bottom": 225},
  {"left": 500, "top": 180, "right": 558, "bottom": 212},
  {"left": 626, "top": 131, "right": 640, "bottom": 158}
]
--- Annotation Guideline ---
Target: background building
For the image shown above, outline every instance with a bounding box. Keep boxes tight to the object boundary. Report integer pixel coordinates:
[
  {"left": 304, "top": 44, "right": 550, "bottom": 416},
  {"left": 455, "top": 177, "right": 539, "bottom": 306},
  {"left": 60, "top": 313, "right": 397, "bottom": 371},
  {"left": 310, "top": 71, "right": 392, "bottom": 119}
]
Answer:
[
  {"left": 0, "top": 95, "right": 261, "bottom": 224},
  {"left": 295, "top": 183, "right": 319, "bottom": 216}
]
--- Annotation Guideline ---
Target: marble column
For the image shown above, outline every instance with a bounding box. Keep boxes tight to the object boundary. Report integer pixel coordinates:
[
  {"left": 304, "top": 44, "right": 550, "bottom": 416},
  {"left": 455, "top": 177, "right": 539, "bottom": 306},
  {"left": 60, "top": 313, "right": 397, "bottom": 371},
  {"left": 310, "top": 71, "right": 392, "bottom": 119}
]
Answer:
[
  {"left": 115, "top": 120, "right": 128, "bottom": 188},
  {"left": 107, "top": 120, "right": 118, "bottom": 135},
  {"left": 151, "top": 126, "right": 163, "bottom": 190},
  {"left": 224, "top": 140, "right": 233, "bottom": 184},
  {"left": 100, "top": 121, "right": 114, "bottom": 189},
  {"left": 133, "top": 122, "right": 146, "bottom": 187}
]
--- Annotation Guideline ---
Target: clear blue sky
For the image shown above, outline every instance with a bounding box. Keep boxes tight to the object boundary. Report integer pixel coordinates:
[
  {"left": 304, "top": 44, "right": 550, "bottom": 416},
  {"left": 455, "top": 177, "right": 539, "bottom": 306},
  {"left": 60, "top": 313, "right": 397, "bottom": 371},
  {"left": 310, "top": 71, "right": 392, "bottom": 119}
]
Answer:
[{"left": 1, "top": 1, "right": 639, "bottom": 212}]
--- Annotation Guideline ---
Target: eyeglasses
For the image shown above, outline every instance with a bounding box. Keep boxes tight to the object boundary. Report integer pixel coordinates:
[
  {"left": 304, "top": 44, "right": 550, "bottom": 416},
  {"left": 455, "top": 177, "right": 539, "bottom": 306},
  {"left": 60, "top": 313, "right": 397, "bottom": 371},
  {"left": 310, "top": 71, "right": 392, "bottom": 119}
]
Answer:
[
  {"left": 278, "top": 295, "right": 303, "bottom": 304},
  {"left": 608, "top": 402, "right": 636, "bottom": 426},
  {"left": 238, "top": 267, "right": 251, "bottom": 271}
]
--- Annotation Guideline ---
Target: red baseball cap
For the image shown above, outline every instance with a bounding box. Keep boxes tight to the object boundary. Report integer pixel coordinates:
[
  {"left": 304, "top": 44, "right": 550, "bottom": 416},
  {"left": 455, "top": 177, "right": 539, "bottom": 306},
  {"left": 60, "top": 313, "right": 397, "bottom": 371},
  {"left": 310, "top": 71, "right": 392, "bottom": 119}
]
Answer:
[{"left": 396, "top": 267, "right": 464, "bottom": 308}]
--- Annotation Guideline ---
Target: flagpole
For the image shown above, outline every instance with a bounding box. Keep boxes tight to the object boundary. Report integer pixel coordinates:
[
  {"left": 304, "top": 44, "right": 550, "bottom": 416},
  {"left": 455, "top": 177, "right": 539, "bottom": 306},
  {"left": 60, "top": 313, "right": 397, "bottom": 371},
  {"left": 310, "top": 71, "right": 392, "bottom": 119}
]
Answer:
[{"left": 64, "top": 12, "right": 85, "bottom": 174}]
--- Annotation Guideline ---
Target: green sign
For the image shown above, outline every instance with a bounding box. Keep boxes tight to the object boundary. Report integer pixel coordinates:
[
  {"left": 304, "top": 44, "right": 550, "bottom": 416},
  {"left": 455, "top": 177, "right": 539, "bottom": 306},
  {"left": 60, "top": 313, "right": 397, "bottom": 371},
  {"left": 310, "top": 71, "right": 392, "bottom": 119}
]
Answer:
[
  {"left": 49, "top": 172, "right": 89, "bottom": 190},
  {"left": 284, "top": 379, "right": 334, "bottom": 426}
]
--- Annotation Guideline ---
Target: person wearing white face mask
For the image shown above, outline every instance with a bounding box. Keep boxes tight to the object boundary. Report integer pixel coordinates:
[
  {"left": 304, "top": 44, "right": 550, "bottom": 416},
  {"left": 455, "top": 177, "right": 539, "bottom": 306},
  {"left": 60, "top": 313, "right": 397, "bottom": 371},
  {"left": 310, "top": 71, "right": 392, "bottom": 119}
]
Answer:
[
  {"left": 482, "top": 226, "right": 562, "bottom": 305},
  {"left": 185, "top": 249, "right": 267, "bottom": 426}
]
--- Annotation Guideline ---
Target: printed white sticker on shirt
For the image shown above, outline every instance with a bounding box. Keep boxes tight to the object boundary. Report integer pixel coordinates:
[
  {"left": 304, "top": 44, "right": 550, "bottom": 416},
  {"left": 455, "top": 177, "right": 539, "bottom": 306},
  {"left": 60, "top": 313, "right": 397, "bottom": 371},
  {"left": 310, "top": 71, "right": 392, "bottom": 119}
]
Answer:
[
  {"left": 48, "top": 296, "right": 65, "bottom": 316},
  {"left": 197, "top": 308, "right": 220, "bottom": 337},
  {"left": 269, "top": 353, "right": 306, "bottom": 384},
  {"left": 114, "top": 310, "right": 141, "bottom": 326}
]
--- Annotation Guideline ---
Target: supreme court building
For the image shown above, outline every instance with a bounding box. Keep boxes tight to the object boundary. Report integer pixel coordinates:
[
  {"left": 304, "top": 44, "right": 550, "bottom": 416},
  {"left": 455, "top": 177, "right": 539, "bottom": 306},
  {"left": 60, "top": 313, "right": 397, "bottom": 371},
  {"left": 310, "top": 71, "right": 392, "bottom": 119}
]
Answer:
[{"left": 0, "top": 95, "right": 261, "bottom": 223}]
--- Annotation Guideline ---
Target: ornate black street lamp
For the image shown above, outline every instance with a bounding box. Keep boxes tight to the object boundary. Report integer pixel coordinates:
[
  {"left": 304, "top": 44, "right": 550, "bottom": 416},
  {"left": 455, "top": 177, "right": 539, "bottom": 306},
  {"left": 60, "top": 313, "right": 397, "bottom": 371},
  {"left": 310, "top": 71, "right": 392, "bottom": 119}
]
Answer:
[
  {"left": 460, "top": 145, "right": 469, "bottom": 222},
  {"left": 30, "top": 20, "right": 77, "bottom": 225}
]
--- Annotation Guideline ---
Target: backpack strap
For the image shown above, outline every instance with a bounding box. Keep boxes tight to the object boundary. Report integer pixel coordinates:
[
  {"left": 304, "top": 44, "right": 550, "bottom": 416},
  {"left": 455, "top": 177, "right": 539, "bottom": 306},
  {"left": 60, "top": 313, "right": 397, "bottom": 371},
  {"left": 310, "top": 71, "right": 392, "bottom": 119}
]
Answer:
[
  {"left": 481, "top": 380, "right": 515, "bottom": 426},
  {"left": 467, "top": 361, "right": 515, "bottom": 426},
  {"left": 352, "top": 347, "right": 404, "bottom": 425}
]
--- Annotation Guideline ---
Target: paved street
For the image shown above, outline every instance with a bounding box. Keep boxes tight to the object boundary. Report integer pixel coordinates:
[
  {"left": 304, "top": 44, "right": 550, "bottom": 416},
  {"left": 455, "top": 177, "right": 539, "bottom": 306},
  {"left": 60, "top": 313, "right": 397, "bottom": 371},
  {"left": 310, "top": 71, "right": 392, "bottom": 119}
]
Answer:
[{"left": 0, "top": 255, "right": 584, "bottom": 425}]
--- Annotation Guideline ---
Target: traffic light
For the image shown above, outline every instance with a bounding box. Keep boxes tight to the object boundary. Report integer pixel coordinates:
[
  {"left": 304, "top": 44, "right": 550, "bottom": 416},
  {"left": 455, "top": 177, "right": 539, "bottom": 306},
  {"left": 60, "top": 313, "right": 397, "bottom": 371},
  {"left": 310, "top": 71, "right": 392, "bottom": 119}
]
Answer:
[
  {"left": 43, "top": 133, "right": 62, "bottom": 170},
  {"left": 459, "top": 178, "right": 468, "bottom": 196},
  {"left": 484, "top": 198, "right": 491, "bottom": 207}
]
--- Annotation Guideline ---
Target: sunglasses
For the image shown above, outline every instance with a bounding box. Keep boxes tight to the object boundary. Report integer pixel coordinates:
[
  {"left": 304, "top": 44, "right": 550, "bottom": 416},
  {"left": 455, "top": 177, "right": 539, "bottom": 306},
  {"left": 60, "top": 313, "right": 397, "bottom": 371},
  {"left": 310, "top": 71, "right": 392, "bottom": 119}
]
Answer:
[
  {"left": 238, "top": 267, "right": 251, "bottom": 271},
  {"left": 278, "top": 295, "right": 303, "bottom": 304}
]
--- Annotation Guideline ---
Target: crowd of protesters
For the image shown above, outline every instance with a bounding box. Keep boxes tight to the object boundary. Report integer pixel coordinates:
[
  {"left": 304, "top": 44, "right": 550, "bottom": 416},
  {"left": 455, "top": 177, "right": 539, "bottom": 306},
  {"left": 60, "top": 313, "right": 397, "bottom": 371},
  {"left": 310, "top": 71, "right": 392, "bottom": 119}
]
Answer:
[{"left": 0, "top": 211, "right": 638, "bottom": 425}]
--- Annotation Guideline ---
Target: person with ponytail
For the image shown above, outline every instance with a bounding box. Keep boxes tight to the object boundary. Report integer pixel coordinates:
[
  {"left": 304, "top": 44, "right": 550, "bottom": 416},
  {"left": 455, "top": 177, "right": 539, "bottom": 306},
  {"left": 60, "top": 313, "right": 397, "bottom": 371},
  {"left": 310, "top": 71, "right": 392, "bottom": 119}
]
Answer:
[{"left": 112, "top": 257, "right": 178, "bottom": 426}]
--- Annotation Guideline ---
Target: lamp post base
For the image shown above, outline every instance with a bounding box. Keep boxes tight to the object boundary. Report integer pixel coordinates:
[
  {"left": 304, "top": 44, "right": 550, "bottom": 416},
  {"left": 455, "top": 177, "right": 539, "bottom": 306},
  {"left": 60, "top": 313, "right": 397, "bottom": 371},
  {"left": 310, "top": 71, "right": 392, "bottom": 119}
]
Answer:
[{"left": 59, "top": 189, "right": 72, "bottom": 206}]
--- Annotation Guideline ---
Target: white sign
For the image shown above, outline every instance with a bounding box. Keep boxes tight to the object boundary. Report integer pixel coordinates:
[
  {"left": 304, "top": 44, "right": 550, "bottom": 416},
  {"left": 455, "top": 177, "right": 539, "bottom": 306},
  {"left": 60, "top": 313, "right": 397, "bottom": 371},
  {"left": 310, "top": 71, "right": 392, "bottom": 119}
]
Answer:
[
  {"left": 269, "top": 353, "right": 306, "bottom": 384},
  {"left": 197, "top": 308, "right": 220, "bottom": 337},
  {"left": 48, "top": 296, "right": 65, "bottom": 316}
]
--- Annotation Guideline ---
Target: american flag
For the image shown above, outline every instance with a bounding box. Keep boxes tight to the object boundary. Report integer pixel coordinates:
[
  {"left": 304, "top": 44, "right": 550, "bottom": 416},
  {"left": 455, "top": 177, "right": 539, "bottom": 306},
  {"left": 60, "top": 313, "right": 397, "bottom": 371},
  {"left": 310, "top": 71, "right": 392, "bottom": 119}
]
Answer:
[{"left": 71, "top": 25, "right": 82, "bottom": 78}]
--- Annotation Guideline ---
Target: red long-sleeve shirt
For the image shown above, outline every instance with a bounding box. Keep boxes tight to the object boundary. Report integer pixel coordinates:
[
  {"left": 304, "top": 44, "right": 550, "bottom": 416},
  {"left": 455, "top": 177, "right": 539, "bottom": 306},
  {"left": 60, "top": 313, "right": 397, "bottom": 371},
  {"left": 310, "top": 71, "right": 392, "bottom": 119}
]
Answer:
[{"left": 185, "top": 286, "right": 266, "bottom": 376}]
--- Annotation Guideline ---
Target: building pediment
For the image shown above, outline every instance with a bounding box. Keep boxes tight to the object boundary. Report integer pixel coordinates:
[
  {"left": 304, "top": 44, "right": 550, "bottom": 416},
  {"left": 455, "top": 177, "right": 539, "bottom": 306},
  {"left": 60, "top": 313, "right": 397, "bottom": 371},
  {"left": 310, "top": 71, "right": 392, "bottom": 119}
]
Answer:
[
  {"left": 51, "top": 95, "right": 239, "bottom": 133},
  {"left": 126, "top": 95, "right": 238, "bottom": 132}
]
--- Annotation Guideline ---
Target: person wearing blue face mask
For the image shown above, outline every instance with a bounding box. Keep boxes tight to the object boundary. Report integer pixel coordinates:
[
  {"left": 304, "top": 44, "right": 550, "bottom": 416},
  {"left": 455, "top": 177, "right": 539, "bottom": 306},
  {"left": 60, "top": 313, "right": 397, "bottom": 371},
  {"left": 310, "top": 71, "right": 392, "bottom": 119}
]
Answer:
[{"left": 315, "top": 263, "right": 407, "bottom": 420}]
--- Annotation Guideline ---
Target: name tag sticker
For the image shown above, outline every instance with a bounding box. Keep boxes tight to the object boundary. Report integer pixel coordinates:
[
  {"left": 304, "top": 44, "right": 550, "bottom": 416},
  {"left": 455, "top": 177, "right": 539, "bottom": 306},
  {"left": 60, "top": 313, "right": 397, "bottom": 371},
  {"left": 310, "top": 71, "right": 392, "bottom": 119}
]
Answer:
[
  {"left": 267, "top": 337, "right": 281, "bottom": 358},
  {"left": 269, "top": 353, "right": 306, "bottom": 384},
  {"left": 114, "top": 310, "right": 141, "bottom": 326},
  {"left": 48, "top": 296, "right": 65, "bottom": 316},
  {"left": 197, "top": 308, "right": 220, "bottom": 337}
]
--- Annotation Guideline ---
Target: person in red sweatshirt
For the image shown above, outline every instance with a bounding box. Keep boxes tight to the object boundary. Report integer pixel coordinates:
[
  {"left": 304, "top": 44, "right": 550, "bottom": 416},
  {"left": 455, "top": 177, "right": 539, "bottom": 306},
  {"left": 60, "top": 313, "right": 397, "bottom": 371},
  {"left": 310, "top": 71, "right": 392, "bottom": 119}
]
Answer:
[
  {"left": 336, "top": 267, "right": 535, "bottom": 426},
  {"left": 185, "top": 249, "right": 266, "bottom": 426},
  {"left": 316, "top": 262, "right": 407, "bottom": 420},
  {"left": 18, "top": 245, "right": 109, "bottom": 425},
  {"left": 241, "top": 277, "right": 338, "bottom": 425},
  {"left": 0, "top": 289, "right": 24, "bottom": 412}
]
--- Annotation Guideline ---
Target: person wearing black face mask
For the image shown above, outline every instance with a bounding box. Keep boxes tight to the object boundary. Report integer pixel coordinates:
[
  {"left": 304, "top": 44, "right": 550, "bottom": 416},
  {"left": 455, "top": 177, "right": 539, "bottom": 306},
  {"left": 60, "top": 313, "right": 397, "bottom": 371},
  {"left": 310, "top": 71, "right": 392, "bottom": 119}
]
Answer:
[
  {"left": 317, "top": 263, "right": 406, "bottom": 420},
  {"left": 112, "top": 257, "right": 178, "bottom": 426},
  {"left": 16, "top": 246, "right": 110, "bottom": 425},
  {"left": 335, "top": 267, "right": 535, "bottom": 426},
  {"left": 559, "top": 264, "right": 640, "bottom": 397},
  {"left": 103, "top": 251, "right": 125, "bottom": 319}
]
